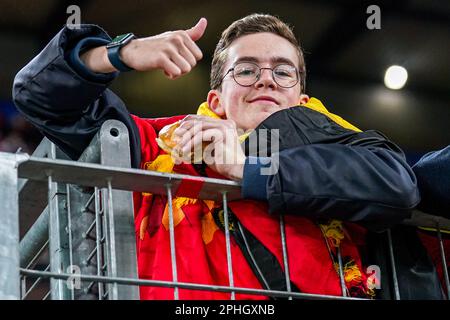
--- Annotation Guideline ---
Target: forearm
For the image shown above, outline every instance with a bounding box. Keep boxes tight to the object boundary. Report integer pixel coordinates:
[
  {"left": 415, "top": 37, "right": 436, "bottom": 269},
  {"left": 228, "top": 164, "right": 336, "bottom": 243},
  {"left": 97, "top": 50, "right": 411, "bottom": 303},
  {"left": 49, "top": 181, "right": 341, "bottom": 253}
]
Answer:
[{"left": 80, "top": 45, "right": 117, "bottom": 73}]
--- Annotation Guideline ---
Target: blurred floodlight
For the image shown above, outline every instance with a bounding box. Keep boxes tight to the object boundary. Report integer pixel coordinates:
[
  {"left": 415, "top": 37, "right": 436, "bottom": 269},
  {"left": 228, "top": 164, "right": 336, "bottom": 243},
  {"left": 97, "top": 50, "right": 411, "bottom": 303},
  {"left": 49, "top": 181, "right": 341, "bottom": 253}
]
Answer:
[{"left": 384, "top": 65, "right": 408, "bottom": 90}]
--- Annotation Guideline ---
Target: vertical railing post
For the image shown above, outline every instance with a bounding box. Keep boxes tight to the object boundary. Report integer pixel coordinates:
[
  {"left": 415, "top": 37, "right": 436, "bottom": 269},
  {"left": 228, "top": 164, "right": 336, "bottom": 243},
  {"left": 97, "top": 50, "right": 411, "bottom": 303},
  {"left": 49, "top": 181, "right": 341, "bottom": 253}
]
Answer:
[
  {"left": 0, "top": 152, "right": 23, "bottom": 299},
  {"left": 47, "top": 143, "right": 72, "bottom": 300},
  {"left": 66, "top": 184, "right": 97, "bottom": 299},
  {"left": 436, "top": 223, "right": 450, "bottom": 299},
  {"left": 222, "top": 192, "right": 235, "bottom": 300},
  {"left": 279, "top": 214, "right": 292, "bottom": 300},
  {"left": 99, "top": 120, "right": 139, "bottom": 300},
  {"left": 336, "top": 247, "right": 347, "bottom": 297},
  {"left": 386, "top": 229, "right": 401, "bottom": 300},
  {"left": 94, "top": 187, "right": 105, "bottom": 299},
  {"left": 166, "top": 185, "right": 179, "bottom": 300},
  {"left": 66, "top": 131, "right": 103, "bottom": 300}
]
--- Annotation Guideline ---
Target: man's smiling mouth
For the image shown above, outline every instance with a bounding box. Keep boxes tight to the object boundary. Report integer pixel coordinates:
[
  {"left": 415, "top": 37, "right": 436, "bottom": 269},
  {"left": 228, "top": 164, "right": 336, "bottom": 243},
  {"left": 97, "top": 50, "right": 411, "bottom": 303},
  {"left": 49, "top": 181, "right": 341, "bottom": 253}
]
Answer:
[{"left": 248, "top": 96, "right": 279, "bottom": 105}]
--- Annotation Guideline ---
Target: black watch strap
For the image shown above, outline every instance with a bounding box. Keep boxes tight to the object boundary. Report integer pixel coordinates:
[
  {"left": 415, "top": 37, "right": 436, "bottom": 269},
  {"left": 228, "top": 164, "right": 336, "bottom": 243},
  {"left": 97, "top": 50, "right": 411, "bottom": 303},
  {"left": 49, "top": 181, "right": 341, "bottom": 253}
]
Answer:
[{"left": 106, "top": 33, "right": 136, "bottom": 72}]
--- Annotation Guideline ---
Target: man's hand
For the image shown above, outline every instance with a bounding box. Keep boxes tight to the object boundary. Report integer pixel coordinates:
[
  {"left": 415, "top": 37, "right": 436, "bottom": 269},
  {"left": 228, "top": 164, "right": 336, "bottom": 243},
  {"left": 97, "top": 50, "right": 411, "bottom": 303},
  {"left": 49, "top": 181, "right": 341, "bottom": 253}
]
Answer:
[
  {"left": 81, "top": 18, "right": 207, "bottom": 78},
  {"left": 173, "top": 115, "right": 246, "bottom": 181}
]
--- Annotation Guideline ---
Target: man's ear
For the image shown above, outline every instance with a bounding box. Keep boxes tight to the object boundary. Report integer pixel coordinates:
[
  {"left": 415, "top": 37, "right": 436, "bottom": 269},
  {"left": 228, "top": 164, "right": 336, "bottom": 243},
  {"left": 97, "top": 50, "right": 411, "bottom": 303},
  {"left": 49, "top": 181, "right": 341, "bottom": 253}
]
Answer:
[
  {"left": 207, "top": 90, "right": 226, "bottom": 118},
  {"left": 299, "top": 94, "right": 310, "bottom": 105}
]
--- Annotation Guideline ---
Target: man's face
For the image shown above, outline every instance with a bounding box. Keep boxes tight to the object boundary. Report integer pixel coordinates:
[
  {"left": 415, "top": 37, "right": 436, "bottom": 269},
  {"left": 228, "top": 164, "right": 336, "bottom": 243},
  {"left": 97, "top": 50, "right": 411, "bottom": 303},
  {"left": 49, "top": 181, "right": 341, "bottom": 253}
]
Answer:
[{"left": 208, "top": 32, "right": 308, "bottom": 132}]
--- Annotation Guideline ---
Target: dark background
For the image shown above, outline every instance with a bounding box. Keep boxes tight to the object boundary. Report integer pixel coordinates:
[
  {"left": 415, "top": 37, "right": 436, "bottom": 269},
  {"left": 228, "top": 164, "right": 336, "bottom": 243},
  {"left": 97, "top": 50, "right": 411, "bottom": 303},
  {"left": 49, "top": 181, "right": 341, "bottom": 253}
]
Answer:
[{"left": 1, "top": 0, "right": 449, "bottom": 163}]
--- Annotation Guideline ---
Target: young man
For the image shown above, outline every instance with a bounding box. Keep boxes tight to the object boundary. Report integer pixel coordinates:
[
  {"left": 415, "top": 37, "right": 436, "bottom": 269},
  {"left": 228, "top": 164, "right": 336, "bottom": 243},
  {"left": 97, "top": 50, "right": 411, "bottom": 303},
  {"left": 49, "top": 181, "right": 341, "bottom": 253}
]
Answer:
[{"left": 13, "top": 14, "right": 420, "bottom": 299}]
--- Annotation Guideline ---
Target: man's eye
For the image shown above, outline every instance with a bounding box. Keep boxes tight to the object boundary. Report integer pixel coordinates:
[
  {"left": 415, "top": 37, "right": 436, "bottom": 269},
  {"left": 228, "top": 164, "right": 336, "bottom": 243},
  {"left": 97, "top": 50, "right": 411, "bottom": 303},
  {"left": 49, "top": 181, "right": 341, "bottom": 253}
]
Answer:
[
  {"left": 235, "top": 69, "right": 256, "bottom": 77},
  {"left": 275, "top": 69, "right": 294, "bottom": 78}
]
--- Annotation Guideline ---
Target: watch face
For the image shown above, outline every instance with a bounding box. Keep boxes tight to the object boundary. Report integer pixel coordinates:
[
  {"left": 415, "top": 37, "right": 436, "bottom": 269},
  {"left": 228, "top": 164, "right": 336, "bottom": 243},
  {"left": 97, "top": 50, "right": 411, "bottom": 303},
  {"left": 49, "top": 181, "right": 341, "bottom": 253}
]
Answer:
[{"left": 107, "top": 33, "right": 135, "bottom": 48}]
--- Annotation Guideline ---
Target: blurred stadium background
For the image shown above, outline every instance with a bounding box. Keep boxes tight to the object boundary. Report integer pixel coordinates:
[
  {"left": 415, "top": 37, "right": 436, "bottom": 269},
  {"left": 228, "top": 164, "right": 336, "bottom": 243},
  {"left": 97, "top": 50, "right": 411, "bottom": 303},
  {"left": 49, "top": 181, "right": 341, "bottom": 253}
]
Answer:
[{"left": 1, "top": 0, "right": 449, "bottom": 164}]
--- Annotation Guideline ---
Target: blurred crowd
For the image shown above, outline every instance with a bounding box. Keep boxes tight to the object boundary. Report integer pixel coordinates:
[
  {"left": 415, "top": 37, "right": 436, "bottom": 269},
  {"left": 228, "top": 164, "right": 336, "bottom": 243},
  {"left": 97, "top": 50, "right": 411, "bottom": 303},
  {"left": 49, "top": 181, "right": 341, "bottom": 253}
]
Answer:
[{"left": 0, "top": 100, "right": 42, "bottom": 154}]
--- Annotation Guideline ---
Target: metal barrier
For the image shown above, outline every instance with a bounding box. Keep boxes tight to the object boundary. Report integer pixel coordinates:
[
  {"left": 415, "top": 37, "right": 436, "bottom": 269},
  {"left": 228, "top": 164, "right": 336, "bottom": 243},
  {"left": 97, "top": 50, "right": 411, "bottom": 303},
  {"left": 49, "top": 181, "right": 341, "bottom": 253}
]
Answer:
[{"left": 0, "top": 120, "right": 449, "bottom": 300}]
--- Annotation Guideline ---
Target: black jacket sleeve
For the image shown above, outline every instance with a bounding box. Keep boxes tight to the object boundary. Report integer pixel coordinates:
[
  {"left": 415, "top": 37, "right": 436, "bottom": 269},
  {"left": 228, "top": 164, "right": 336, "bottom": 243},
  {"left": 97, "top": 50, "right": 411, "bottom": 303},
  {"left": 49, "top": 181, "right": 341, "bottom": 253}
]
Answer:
[
  {"left": 267, "top": 142, "right": 419, "bottom": 227},
  {"left": 412, "top": 146, "right": 450, "bottom": 217},
  {"left": 242, "top": 106, "right": 420, "bottom": 228},
  {"left": 12, "top": 24, "right": 141, "bottom": 168}
]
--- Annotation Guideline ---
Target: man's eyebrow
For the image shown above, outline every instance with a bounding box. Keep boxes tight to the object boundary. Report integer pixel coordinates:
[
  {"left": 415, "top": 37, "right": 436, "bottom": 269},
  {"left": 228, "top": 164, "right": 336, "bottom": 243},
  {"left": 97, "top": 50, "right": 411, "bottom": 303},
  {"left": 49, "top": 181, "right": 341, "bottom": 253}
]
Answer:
[{"left": 233, "top": 56, "right": 297, "bottom": 67}]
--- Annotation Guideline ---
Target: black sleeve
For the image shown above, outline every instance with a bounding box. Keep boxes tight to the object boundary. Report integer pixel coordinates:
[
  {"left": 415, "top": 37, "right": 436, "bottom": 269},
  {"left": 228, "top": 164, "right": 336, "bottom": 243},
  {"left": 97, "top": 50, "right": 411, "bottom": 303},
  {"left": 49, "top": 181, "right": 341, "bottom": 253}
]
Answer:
[
  {"left": 241, "top": 106, "right": 420, "bottom": 228},
  {"left": 266, "top": 139, "right": 420, "bottom": 228},
  {"left": 12, "top": 24, "right": 141, "bottom": 168},
  {"left": 412, "top": 146, "right": 450, "bottom": 217}
]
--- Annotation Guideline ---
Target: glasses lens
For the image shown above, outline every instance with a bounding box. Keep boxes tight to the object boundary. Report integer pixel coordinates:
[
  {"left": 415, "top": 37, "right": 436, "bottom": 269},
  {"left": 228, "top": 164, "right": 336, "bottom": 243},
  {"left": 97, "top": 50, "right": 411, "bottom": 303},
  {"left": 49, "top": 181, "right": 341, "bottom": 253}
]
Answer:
[
  {"left": 273, "top": 64, "right": 298, "bottom": 88},
  {"left": 233, "top": 63, "right": 259, "bottom": 86}
]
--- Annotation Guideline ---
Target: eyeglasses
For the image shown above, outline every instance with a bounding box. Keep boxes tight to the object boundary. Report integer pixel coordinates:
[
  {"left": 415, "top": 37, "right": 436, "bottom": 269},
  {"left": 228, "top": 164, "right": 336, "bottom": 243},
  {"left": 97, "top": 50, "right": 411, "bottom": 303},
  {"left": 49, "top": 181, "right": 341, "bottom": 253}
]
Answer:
[{"left": 221, "top": 62, "right": 300, "bottom": 88}]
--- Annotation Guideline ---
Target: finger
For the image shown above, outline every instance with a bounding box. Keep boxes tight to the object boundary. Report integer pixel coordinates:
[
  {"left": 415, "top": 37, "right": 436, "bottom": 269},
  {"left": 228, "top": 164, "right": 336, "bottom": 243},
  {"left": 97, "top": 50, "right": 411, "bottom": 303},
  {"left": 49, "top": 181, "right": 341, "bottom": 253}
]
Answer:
[
  {"left": 169, "top": 52, "right": 192, "bottom": 74},
  {"left": 181, "top": 128, "right": 223, "bottom": 155},
  {"left": 176, "top": 118, "right": 222, "bottom": 143},
  {"left": 179, "top": 118, "right": 233, "bottom": 135},
  {"left": 185, "top": 17, "right": 207, "bottom": 42},
  {"left": 162, "top": 58, "right": 182, "bottom": 79},
  {"left": 178, "top": 43, "right": 197, "bottom": 67},
  {"left": 176, "top": 120, "right": 204, "bottom": 146},
  {"left": 183, "top": 37, "right": 203, "bottom": 61},
  {"left": 175, "top": 116, "right": 202, "bottom": 134}
]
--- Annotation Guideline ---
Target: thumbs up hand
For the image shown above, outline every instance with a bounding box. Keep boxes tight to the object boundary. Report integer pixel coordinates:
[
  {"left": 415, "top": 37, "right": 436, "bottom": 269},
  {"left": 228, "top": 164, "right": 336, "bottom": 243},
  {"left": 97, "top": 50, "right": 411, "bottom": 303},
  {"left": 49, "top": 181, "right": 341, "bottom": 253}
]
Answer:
[
  {"left": 119, "top": 18, "right": 207, "bottom": 78},
  {"left": 186, "top": 18, "right": 208, "bottom": 41}
]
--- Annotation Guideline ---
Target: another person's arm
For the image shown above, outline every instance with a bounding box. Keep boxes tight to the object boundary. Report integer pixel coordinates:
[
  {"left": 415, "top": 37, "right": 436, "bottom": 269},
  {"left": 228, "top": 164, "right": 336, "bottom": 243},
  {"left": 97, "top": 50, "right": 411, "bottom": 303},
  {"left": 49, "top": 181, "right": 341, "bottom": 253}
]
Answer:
[
  {"left": 241, "top": 130, "right": 420, "bottom": 228},
  {"left": 413, "top": 146, "right": 450, "bottom": 216}
]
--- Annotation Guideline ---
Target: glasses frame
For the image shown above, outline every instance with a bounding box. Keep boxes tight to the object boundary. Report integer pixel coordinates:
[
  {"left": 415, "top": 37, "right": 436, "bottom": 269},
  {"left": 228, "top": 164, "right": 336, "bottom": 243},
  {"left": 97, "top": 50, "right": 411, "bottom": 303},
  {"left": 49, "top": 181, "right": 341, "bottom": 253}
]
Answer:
[{"left": 221, "top": 61, "right": 301, "bottom": 89}]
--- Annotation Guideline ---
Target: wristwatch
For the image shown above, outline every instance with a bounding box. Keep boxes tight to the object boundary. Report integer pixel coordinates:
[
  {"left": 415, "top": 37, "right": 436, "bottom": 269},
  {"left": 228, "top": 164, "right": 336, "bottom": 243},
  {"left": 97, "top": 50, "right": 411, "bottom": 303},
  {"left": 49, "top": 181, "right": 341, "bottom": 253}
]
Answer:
[{"left": 106, "top": 33, "right": 136, "bottom": 72}]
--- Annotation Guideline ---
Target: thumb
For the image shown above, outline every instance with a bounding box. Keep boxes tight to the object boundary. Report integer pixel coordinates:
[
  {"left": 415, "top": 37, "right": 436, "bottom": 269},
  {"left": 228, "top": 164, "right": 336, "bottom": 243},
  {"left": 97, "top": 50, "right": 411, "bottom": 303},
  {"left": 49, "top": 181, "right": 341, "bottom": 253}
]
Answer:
[{"left": 186, "top": 17, "right": 207, "bottom": 42}]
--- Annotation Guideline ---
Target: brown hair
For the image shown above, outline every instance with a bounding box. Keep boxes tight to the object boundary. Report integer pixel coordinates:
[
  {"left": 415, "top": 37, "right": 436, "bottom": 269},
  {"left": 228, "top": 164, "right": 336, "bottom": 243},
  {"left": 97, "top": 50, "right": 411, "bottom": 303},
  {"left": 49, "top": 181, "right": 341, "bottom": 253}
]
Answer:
[{"left": 210, "top": 13, "right": 306, "bottom": 92}]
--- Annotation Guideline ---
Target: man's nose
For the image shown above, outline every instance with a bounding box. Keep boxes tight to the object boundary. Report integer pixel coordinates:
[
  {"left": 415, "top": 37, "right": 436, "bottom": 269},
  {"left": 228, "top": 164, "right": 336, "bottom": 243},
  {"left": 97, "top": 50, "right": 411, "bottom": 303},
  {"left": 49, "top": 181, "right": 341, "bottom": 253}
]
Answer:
[{"left": 255, "top": 69, "right": 277, "bottom": 89}]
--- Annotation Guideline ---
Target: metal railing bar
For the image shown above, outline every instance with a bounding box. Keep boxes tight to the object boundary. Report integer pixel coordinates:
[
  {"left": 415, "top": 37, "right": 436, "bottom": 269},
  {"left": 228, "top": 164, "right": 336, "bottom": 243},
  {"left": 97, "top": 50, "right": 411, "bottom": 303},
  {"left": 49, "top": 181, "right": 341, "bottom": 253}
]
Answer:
[
  {"left": 47, "top": 173, "right": 62, "bottom": 300},
  {"left": 20, "top": 207, "right": 49, "bottom": 269},
  {"left": 22, "top": 264, "right": 50, "bottom": 300},
  {"left": 82, "top": 220, "right": 97, "bottom": 239},
  {"left": 101, "top": 197, "right": 109, "bottom": 278},
  {"left": 85, "top": 247, "right": 98, "bottom": 265},
  {"left": 21, "top": 276, "right": 27, "bottom": 299},
  {"left": 83, "top": 192, "right": 96, "bottom": 212},
  {"left": 336, "top": 247, "right": 347, "bottom": 297},
  {"left": 84, "top": 281, "right": 95, "bottom": 294},
  {"left": 20, "top": 268, "right": 368, "bottom": 300},
  {"left": 404, "top": 210, "right": 450, "bottom": 231},
  {"left": 43, "top": 290, "right": 51, "bottom": 300},
  {"left": 94, "top": 187, "right": 104, "bottom": 300},
  {"left": 222, "top": 192, "right": 235, "bottom": 300},
  {"left": 18, "top": 156, "right": 241, "bottom": 201},
  {"left": 387, "top": 229, "right": 400, "bottom": 300},
  {"left": 25, "top": 239, "right": 49, "bottom": 270},
  {"left": 65, "top": 184, "right": 75, "bottom": 300},
  {"left": 106, "top": 180, "right": 118, "bottom": 299},
  {"left": 166, "top": 184, "right": 179, "bottom": 300},
  {"left": 436, "top": 222, "right": 450, "bottom": 300},
  {"left": 279, "top": 214, "right": 292, "bottom": 300}
]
